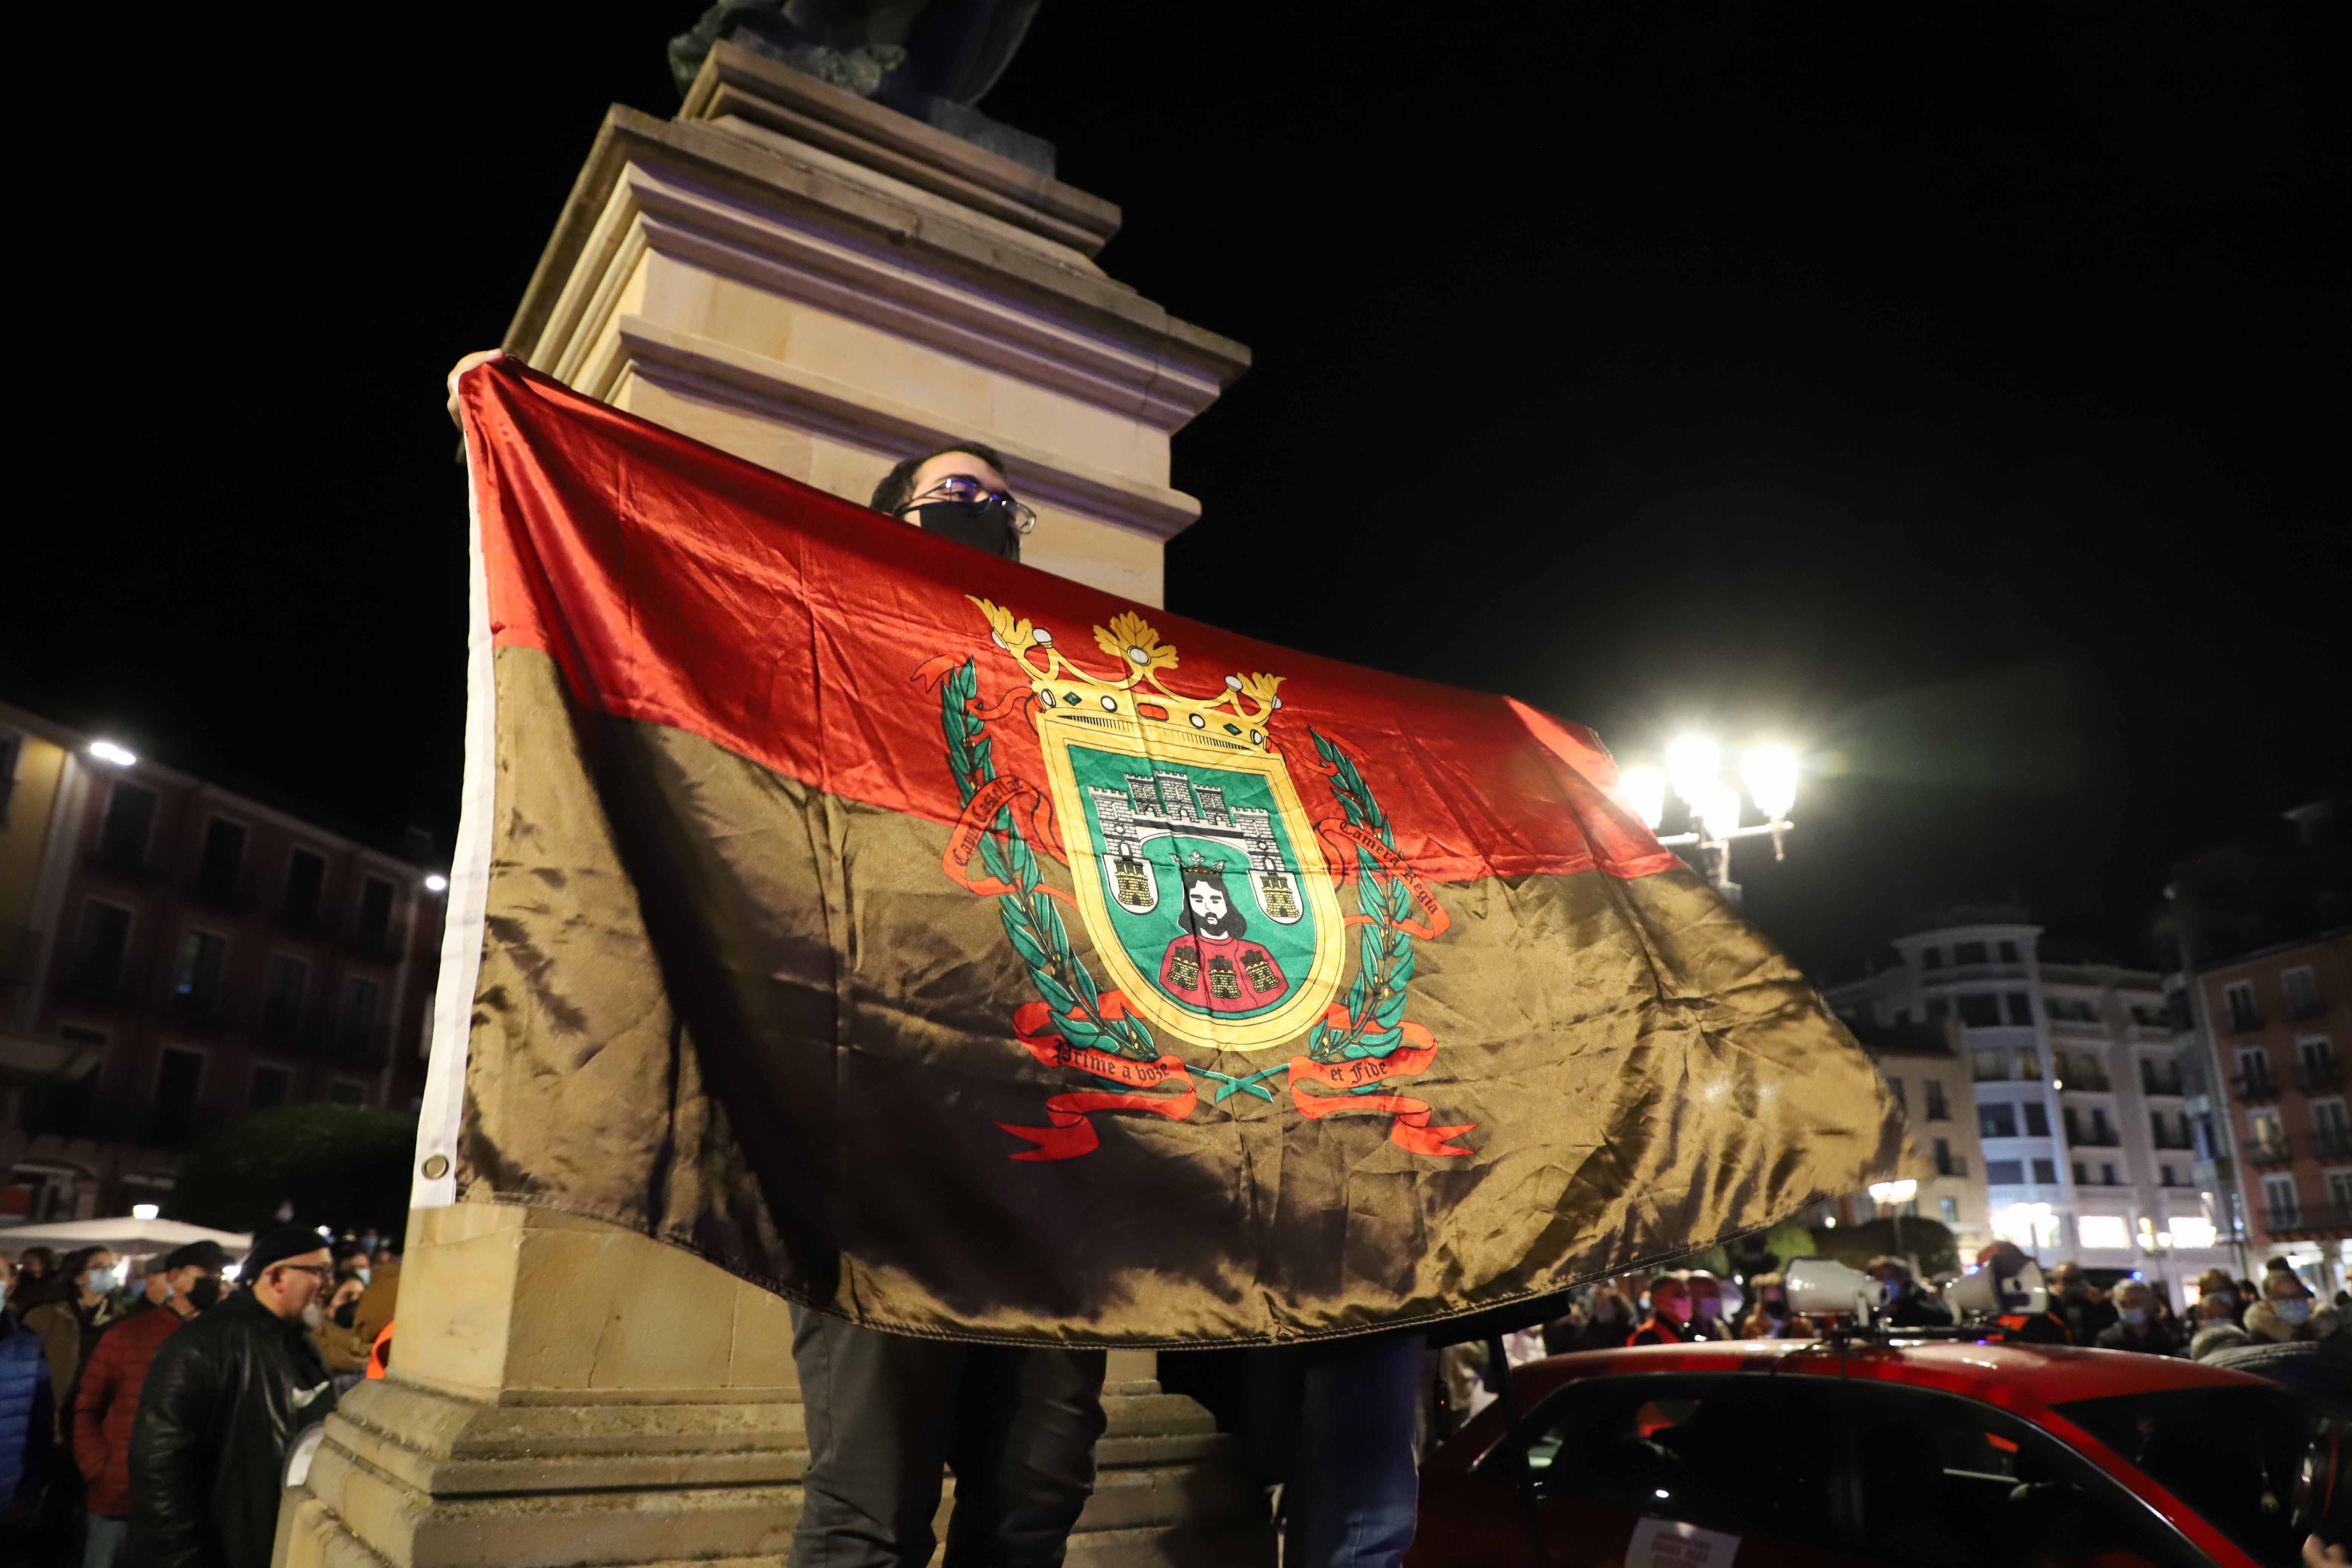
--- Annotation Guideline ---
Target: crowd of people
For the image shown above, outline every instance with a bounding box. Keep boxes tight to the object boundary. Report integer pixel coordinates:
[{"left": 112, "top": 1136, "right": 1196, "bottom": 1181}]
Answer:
[
  {"left": 1432, "top": 1244, "right": 2352, "bottom": 1430},
  {"left": 0, "top": 1223, "right": 402, "bottom": 1567}
]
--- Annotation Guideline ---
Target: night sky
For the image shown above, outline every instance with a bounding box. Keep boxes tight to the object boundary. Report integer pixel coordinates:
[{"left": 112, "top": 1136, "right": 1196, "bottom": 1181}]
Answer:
[{"left": 12, "top": 5, "right": 2341, "bottom": 977}]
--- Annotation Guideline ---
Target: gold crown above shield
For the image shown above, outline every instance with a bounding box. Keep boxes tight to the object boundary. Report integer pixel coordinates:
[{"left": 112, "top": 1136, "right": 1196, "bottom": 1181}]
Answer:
[{"left": 971, "top": 598, "right": 1285, "bottom": 753}]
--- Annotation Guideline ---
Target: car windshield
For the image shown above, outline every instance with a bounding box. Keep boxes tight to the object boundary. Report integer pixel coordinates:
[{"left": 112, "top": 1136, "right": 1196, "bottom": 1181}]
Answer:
[{"left": 2054, "top": 1384, "right": 2323, "bottom": 1566}]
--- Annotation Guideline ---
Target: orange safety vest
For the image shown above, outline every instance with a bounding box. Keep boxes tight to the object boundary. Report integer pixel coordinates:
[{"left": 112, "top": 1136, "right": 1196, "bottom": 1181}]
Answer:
[{"left": 366, "top": 1319, "right": 394, "bottom": 1379}]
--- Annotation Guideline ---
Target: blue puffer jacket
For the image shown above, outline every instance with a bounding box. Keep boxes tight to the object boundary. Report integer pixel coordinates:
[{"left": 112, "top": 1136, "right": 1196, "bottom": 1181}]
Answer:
[{"left": 0, "top": 1307, "right": 55, "bottom": 1502}]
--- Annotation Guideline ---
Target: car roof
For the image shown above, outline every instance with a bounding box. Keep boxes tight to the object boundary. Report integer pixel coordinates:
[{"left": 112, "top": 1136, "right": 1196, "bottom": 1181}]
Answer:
[{"left": 1488, "top": 1336, "right": 2268, "bottom": 1422}]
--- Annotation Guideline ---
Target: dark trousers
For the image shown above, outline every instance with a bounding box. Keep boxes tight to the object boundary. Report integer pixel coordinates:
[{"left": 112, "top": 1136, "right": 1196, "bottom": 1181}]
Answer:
[
  {"left": 1281, "top": 1334, "right": 1425, "bottom": 1568},
  {"left": 788, "top": 1306, "right": 1108, "bottom": 1568}
]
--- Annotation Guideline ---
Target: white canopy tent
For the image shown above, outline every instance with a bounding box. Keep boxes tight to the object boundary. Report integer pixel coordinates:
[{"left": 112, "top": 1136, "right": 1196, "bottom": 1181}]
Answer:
[{"left": 0, "top": 1216, "right": 253, "bottom": 1260}]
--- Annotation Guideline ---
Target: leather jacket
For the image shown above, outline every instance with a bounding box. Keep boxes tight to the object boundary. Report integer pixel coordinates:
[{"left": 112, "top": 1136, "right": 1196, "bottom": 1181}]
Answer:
[{"left": 126, "top": 1289, "right": 336, "bottom": 1568}]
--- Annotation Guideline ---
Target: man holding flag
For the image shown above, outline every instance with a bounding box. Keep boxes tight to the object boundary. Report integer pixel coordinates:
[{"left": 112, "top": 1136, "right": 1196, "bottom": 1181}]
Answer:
[{"left": 438, "top": 353, "right": 1909, "bottom": 1567}]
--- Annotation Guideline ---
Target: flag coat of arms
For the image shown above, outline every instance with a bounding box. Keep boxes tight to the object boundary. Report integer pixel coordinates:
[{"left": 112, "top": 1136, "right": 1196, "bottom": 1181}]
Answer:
[{"left": 422, "top": 359, "right": 1907, "bottom": 1345}]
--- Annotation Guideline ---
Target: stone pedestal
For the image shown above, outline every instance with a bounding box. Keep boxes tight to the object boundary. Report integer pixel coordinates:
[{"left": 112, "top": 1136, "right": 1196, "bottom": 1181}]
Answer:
[{"left": 280, "top": 44, "right": 1260, "bottom": 1568}]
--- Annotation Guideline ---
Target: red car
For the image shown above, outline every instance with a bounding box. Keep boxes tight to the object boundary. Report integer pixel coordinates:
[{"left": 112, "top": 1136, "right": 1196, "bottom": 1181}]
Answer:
[{"left": 1406, "top": 1338, "right": 2344, "bottom": 1568}]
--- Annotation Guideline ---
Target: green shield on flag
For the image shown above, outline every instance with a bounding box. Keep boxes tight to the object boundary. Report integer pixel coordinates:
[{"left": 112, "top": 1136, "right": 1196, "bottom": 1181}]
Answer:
[{"left": 1038, "top": 705, "right": 1343, "bottom": 1052}]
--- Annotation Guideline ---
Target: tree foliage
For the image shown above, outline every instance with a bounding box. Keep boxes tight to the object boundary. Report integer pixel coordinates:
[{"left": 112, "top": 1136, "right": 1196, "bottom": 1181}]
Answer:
[{"left": 167, "top": 1104, "right": 417, "bottom": 1234}]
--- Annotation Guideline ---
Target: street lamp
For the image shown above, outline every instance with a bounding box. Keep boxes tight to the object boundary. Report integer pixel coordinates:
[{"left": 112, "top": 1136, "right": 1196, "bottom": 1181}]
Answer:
[
  {"left": 1870, "top": 1178, "right": 1919, "bottom": 1258},
  {"left": 1617, "top": 766, "right": 1667, "bottom": 833},
  {"left": 88, "top": 739, "right": 137, "bottom": 767},
  {"left": 1620, "top": 735, "right": 1802, "bottom": 905},
  {"left": 424, "top": 873, "right": 450, "bottom": 894}
]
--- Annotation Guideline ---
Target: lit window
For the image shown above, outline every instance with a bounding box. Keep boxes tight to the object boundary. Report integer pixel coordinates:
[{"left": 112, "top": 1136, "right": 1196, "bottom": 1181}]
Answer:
[
  {"left": 2168, "top": 1217, "right": 2218, "bottom": 1250},
  {"left": 2076, "top": 1215, "right": 2130, "bottom": 1250}
]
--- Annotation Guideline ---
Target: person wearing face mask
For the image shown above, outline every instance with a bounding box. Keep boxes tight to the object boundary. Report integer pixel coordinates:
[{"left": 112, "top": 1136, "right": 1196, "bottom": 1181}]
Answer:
[
  {"left": 444, "top": 350, "right": 1106, "bottom": 1568},
  {"left": 869, "top": 441, "right": 1037, "bottom": 562},
  {"left": 2193, "top": 1267, "right": 2243, "bottom": 1326},
  {"left": 2090, "top": 1280, "right": 2180, "bottom": 1356},
  {"left": 21, "top": 1246, "right": 125, "bottom": 1424},
  {"left": 70, "top": 1242, "right": 225, "bottom": 1568},
  {"left": 1681, "top": 1271, "right": 1730, "bottom": 1341},
  {"left": 129, "top": 1226, "right": 336, "bottom": 1568},
  {"left": 2048, "top": 1262, "right": 2119, "bottom": 1344},
  {"left": 2245, "top": 1259, "right": 2343, "bottom": 1344},
  {"left": 1736, "top": 1272, "right": 1816, "bottom": 1339},
  {"left": 1628, "top": 1274, "right": 1696, "bottom": 1346}
]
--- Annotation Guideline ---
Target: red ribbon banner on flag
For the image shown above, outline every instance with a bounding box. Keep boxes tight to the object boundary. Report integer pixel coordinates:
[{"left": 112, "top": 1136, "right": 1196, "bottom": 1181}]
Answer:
[
  {"left": 1001, "top": 998, "right": 1197, "bottom": 1161},
  {"left": 1289, "top": 1017, "right": 1476, "bottom": 1158}
]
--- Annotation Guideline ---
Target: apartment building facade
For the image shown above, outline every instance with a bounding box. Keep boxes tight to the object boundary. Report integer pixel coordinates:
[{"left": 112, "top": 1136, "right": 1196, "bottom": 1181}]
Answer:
[
  {"left": 2191, "top": 926, "right": 2351, "bottom": 1293},
  {"left": 0, "top": 702, "right": 441, "bottom": 1225},
  {"left": 1826, "top": 909, "right": 2233, "bottom": 1303},
  {"left": 1846, "top": 1018, "right": 1990, "bottom": 1259}
]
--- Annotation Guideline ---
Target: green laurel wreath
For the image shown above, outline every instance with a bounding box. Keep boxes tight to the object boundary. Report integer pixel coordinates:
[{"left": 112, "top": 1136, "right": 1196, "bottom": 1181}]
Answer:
[
  {"left": 940, "top": 664, "right": 1425, "bottom": 1094},
  {"left": 940, "top": 657, "right": 1158, "bottom": 1063},
  {"left": 1305, "top": 729, "right": 1419, "bottom": 1069}
]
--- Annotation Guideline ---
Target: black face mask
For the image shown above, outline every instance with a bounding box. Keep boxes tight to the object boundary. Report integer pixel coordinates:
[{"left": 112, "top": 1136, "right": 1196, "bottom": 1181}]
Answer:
[
  {"left": 186, "top": 1276, "right": 223, "bottom": 1312},
  {"left": 912, "top": 499, "right": 1021, "bottom": 562},
  {"left": 1763, "top": 1298, "right": 1789, "bottom": 1319}
]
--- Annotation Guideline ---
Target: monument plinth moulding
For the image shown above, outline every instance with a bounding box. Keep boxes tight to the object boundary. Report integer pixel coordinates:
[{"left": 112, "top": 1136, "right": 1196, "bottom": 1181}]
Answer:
[{"left": 274, "top": 40, "right": 1264, "bottom": 1568}]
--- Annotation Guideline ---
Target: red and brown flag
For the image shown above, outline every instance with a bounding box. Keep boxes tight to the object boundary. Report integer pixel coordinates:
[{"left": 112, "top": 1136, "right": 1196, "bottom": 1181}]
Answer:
[{"left": 418, "top": 358, "right": 1906, "bottom": 1345}]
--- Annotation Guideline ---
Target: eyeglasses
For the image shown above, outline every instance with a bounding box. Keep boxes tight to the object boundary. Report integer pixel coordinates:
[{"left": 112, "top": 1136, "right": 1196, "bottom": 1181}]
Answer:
[
  {"left": 277, "top": 1263, "right": 333, "bottom": 1282},
  {"left": 905, "top": 474, "right": 1037, "bottom": 536}
]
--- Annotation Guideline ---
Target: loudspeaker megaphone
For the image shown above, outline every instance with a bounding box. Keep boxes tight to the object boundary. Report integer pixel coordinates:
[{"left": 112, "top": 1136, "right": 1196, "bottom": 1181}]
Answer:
[
  {"left": 1785, "top": 1257, "right": 1876, "bottom": 1320},
  {"left": 1946, "top": 1258, "right": 2048, "bottom": 1321}
]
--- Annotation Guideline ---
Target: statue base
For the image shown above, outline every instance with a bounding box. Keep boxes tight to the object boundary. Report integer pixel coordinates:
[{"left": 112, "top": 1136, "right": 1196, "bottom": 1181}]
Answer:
[{"left": 278, "top": 36, "right": 1260, "bottom": 1568}]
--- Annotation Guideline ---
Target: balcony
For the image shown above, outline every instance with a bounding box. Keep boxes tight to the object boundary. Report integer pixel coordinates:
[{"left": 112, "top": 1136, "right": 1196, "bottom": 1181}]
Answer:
[
  {"left": 254, "top": 1002, "right": 312, "bottom": 1049},
  {"left": 2297, "top": 1060, "right": 2344, "bottom": 1093},
  {"left": 2234, "top": 1072, "right": 2280, "bottom": 1104},
  {"left": 2150, "top": 1132, "right": 2196, "bottom": 1152},
  {"left": 2058, "top": 1073, "right": 2114, "bottom": 1093},
  {"left": 1938, "top": 963, "right": 2029, "bottom": 985},
  {"left": 2066, "top": 1128, "right": 2122, "bottom": 1149},
  {"left": 345, "top": 928, "right": 409, "bottom": 965},
  {"left": 84, "top": 844, "right": 162, "bottom": 882},
  {"left": 2266, "top": 1201, "right": 2352, "bottom": 1239},
  {"left": 1934, "top": 1153, "right": 1969, "bottom": 1179},
  {"left": 2139, "top": 1069, "right": 2186, "bottom": 1097},
  {"left": 56, "top": 962, "right": 135, "bottom": 1006},
  {"left": 160, "top": 992, "right": 234, "bottom": 1032},
  {"left": 274, "top": 903, "right": 330, "bottom": 939},
  {"left": 2243, "top": 1138, "right": 2296, "bottom": 1168},
  {"left": 331, "top": 1021, "right": 387, "bottom": 1065},
  {"left": 184, "top": 872, "right": 254, "bottom": 914},
  {"left": 2313, "top": 1127, "right": 2352, "bottom": 1159}
]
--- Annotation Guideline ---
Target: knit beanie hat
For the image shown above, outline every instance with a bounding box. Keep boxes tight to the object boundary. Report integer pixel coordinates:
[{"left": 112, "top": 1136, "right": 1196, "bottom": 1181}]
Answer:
[
  {"left": 242, "top": 1224, "right": 329, "bottom": 1278},
  {"left": 164, "top": 1239, "right": 230, "bottom": 1273}
]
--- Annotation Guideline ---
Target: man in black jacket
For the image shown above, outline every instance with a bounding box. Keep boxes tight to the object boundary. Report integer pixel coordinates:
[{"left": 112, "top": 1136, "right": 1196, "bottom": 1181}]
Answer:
[
  {"left": 127, "top": 1226, "right": 336, "bottom": 1568},
  {"left": 1867, "top": 1256, "right": 1954, "bottom": 1329}
]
